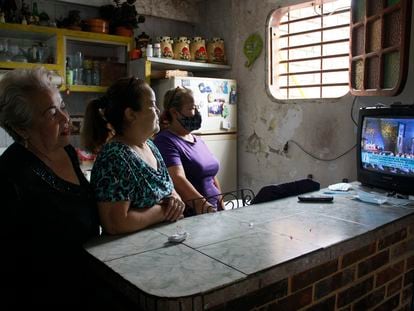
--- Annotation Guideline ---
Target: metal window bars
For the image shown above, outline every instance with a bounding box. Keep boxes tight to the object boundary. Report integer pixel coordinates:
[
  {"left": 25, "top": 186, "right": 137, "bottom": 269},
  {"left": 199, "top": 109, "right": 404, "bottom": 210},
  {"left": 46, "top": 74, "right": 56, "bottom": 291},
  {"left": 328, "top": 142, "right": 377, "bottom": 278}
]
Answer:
[{"left": 185, "top": 188, "right": 255, "bottom": 215}]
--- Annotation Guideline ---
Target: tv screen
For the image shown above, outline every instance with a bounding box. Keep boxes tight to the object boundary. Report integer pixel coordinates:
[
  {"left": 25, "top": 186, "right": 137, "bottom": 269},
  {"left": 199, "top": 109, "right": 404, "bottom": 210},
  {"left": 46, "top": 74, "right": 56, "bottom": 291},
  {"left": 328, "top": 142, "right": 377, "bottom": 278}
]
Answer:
[{"left": 357, "top": 106, "right": 414, "bottom": 195}]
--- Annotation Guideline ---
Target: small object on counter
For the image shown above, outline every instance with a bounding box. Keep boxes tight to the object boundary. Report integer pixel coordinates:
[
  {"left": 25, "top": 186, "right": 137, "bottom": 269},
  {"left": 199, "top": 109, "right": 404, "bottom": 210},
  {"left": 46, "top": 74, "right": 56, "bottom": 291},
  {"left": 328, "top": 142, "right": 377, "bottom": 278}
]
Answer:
[
  {"left": 354, "top": 191, "right": 387, "bottom": 205},
  {"left": 298, "top": 195, "right": 334, "bottom": 203},
  {"left": 167, "top": 232, "right": 189, "bottom": 243},
  {"left": 328, "top": 182, "right": 352, "bottom": 191}
]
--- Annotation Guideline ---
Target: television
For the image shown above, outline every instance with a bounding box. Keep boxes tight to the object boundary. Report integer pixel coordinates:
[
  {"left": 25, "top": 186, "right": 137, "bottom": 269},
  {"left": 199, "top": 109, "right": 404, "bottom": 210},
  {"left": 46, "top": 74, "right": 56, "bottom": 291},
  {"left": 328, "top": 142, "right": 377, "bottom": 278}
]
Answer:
[{"left": 357, "top": 106, "right": 414, "bottom": 195}]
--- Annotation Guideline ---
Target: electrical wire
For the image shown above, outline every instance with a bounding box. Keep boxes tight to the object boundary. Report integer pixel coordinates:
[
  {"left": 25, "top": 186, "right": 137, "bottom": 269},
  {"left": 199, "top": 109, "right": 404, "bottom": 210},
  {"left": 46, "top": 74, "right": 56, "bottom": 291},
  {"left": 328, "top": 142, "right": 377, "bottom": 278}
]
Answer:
[
  {"left": 284, "top": 96, "right": 358, "bottom": 162},
  {"left": 288, "top": 139, "right": 356, "bottom": 162},
  {"left": 351, "top": 96, "right": 358, "bottom": 126}
]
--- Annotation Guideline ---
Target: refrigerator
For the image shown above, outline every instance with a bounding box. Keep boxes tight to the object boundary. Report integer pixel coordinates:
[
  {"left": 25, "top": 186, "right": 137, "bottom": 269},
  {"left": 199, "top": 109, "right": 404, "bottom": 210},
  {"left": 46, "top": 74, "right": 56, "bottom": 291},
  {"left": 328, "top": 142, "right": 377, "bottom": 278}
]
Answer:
[{"left": 152, "top": 76, "right": 237, "bottom": 193}]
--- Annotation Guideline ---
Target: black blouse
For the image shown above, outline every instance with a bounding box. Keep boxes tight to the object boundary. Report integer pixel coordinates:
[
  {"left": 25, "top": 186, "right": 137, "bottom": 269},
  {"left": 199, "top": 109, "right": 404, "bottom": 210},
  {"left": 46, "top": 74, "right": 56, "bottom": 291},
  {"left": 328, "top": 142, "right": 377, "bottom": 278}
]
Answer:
[{"left": 0, "top": 142, "right": 100, "bottom": 306}]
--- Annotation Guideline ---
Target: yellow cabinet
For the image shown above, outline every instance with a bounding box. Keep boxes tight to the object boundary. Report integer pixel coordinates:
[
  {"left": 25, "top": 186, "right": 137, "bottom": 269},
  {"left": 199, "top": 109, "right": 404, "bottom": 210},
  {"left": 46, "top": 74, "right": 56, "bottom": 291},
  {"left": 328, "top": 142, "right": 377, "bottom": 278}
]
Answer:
[{"left": 0, "top": 23, "right": 133, "bottom": 93}]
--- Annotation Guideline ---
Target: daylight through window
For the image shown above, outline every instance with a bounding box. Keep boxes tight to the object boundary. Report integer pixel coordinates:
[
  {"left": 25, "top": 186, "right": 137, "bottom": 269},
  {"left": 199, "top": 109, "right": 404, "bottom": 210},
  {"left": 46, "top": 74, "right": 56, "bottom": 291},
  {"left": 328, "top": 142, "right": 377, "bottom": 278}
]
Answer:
[{"left": 268, "top": 0, "right": 351, "bottom": 100}]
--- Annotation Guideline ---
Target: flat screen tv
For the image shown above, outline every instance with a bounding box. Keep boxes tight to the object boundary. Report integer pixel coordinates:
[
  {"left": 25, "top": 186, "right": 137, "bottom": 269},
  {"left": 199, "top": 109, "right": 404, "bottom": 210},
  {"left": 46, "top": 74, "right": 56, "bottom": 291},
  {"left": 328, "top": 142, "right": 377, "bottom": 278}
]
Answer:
[{"left": 357, "top": 106, "right": 414, "bottom": 195}]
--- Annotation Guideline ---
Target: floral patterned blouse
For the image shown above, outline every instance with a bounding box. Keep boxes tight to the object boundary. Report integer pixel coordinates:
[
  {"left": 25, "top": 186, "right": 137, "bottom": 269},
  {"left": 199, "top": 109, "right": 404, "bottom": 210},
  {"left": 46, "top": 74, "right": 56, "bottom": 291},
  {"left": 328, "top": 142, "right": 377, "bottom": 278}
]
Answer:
[{"left": 91, "top": 140, "right": 173, "bottom": 208}]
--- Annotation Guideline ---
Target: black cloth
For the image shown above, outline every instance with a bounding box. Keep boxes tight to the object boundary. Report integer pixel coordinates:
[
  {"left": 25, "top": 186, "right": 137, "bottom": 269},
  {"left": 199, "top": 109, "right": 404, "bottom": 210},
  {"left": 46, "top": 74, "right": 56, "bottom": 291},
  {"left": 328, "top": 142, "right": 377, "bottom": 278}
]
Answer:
[
  {"left": 251, "top": 179, "right": 320, "bottom": 204},
  {"left": 0, "top": 142, "right": 102, "bottom": 307}
]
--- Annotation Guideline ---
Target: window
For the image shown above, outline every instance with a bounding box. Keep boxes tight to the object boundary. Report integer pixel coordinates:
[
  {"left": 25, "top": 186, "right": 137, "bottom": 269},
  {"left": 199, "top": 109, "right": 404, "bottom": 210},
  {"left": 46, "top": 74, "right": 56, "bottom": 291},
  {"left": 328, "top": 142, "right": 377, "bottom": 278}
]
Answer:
[
  {"left": 350, "top": 0, "right": 411, "bottom": 96},
  {"left": 268, "top": 0, "right": 351, "bottom": 100}
]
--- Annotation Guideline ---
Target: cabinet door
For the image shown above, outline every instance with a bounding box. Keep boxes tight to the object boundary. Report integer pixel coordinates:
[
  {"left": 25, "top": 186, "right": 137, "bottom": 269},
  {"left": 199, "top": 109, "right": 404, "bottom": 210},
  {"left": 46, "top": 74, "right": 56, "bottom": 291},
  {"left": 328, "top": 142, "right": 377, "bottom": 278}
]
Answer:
[
  {"left": 0, "top": 23, "right": 61, "bottom": 75},
  {"left": 65, "top": 35, "right": 130, "bottom": 92}
]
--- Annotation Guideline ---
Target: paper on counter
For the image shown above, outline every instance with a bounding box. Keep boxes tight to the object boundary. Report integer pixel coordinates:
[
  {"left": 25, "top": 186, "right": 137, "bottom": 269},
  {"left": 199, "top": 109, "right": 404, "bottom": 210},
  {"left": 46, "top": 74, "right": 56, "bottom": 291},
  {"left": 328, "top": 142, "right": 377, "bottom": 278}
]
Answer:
[
  {"left": 328, "top": 182, "right": 353, "bottom": 191},
  {"left": 355, "top": 191, "right": 387, "bottom": 205}
]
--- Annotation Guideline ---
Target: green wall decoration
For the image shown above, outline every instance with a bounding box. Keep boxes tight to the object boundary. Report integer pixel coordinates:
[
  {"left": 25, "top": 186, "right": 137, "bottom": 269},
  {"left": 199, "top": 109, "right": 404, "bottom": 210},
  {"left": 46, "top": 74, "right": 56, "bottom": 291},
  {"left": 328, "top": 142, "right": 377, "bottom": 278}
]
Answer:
[{"left": 243, "top": 33, "right": 263, "bottom": 68}]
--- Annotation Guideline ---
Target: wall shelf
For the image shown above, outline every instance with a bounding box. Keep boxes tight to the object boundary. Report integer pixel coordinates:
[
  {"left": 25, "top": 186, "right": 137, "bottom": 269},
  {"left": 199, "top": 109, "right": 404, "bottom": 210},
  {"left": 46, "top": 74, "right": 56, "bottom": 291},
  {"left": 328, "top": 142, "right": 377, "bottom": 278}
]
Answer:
[
  {"left": 144, "top": 57, "right": 231, "bottom": 71},
  {"left": 129, "top": 57, "right": 231, "bottom": 83}
]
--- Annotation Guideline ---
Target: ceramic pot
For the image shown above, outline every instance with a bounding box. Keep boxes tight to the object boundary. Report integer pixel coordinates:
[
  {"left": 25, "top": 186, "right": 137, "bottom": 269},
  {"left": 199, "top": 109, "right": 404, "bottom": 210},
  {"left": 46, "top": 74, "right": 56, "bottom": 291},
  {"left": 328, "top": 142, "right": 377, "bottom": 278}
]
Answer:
[
  {"left": 157, "top": 36, "right": 174, "bottom": 59},
  {"left": 207, "top": 37, "right": 226, "bottom": 64},
  {"left": 115, "top": 26, "right": 133, "bottom": 37},
  {"left": 190, "top": 37, "right": 207, "bottom": 62},
  {"left": 173, "top": 36, "right": 191, "bottom": 61},
  {"left": 85, "top": 19, "right": 109, "bottom": 34}
]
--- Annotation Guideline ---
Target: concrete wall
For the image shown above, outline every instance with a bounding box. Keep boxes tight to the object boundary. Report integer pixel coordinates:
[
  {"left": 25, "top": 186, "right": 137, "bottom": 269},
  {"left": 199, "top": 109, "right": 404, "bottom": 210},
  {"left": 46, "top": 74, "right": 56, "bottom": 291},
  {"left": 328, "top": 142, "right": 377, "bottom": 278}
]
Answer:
[
  {"left": 3, "top": 0, "right": 414, "bottom": 194},
  {"left": 198, "top": 0, "right": 414, "bottom": 193}
]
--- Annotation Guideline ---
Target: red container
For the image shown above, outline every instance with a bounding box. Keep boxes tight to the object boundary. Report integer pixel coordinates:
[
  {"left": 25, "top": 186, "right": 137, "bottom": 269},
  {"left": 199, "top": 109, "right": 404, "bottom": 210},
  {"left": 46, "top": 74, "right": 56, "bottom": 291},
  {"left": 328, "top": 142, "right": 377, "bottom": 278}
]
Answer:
[{"left": 85, "top": 19, "right": 109, "bottom": 34}]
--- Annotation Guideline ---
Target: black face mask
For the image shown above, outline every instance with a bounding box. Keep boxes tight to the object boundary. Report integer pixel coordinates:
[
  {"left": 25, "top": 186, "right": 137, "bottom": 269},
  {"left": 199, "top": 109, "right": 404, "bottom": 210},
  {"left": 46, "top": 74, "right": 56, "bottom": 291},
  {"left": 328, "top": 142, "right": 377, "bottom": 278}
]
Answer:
[{"left": 178, "top": 109, "right": 202, "bottom": 132}]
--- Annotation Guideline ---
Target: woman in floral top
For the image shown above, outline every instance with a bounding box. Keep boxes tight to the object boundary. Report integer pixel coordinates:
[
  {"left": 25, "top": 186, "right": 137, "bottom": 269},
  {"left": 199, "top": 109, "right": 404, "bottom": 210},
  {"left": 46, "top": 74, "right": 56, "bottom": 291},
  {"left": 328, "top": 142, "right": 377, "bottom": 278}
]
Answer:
[{"left": 82, "top": 77, "right": 185, "bottom": 234}]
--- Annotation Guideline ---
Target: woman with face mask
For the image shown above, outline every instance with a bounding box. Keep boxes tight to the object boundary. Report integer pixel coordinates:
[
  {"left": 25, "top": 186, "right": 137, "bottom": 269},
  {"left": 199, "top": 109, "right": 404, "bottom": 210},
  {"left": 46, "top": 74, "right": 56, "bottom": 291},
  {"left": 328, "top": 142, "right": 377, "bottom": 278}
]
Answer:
[{"left": 154, "top": 87, "right": 223, "bottom": 216}]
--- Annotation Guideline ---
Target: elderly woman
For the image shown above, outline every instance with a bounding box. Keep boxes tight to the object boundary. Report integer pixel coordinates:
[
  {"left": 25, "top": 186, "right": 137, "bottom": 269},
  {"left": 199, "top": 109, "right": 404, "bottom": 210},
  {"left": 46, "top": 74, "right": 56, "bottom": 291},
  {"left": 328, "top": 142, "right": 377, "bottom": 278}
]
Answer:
[
  {"left": 154, "top": 87, "right": 223, "bottom": 216},
  {"left": 0, "top": 68, "right": 103, "bottom": 306},
  {"left": 81, "top": 77, "right": 185, "bottom": 235}
]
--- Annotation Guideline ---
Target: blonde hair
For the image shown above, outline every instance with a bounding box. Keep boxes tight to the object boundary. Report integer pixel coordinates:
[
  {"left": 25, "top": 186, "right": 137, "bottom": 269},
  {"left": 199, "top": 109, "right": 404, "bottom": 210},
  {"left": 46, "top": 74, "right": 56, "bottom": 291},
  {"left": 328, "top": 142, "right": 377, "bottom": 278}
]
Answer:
[{"left": 162, "top": 87, "right": 193, "bottom": 122}]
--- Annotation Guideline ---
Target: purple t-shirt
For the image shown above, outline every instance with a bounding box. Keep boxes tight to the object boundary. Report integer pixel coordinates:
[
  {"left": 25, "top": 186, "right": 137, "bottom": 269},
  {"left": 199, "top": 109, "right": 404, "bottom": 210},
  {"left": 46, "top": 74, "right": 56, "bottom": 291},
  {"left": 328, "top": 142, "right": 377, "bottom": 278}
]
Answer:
[{"left": 154, "top": 130, "right": 220, "bottom": 209}]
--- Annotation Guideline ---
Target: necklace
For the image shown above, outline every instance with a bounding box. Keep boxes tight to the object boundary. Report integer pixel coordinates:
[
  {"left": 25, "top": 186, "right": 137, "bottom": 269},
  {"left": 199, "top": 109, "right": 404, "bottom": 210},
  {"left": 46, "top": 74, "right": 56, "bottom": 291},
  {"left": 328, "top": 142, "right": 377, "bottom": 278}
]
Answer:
[{"left": 27, "top": 141, "right": 54, "bottom": 163}]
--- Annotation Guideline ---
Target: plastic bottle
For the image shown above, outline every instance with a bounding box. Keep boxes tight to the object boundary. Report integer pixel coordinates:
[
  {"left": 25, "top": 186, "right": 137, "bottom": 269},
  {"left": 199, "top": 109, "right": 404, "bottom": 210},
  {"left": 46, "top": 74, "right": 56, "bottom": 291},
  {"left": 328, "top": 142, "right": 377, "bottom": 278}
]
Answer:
[
  {"left": 146, "top": 44, "right": 153, "bottom": 57},
  {"left": 153, "top": 43, "right": 161, "bottom": 57}
]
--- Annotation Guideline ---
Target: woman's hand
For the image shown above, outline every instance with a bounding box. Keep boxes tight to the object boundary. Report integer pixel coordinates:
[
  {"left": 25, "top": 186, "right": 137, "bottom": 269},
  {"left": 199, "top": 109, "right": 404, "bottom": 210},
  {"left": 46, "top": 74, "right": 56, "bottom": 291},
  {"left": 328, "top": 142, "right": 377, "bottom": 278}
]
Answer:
[
  {"left": 160, "top": 196, "right": 185, "bottom": 221},
  {"left": 197, "top": 201, "right": 217, "bottom": 214}
]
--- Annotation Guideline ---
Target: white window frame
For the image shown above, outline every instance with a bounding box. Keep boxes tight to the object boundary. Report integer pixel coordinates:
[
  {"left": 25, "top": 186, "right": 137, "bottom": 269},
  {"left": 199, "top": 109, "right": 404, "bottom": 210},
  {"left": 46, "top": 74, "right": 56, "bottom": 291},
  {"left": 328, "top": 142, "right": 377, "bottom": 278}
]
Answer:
[{"left": 267, "top": 0, "right": 351, "bottom": 100}]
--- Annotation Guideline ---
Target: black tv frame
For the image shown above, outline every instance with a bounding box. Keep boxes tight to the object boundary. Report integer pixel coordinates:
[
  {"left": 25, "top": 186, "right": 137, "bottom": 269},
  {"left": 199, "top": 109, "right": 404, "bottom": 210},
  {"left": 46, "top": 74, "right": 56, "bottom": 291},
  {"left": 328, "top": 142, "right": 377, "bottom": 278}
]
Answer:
[{"left": 357, "top": 106, "right": 414, "bottom": 195}]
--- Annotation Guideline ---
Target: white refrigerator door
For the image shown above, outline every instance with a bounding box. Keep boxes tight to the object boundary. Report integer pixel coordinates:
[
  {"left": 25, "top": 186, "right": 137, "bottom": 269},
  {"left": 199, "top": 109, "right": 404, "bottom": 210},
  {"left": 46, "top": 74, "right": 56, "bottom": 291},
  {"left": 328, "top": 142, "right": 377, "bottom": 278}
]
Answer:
[
  {"left": 152, "top": 77, "right": 237, "bottom": 134},
  {"left": 198, "top": 133, "right": 237, "bottom": 193}
]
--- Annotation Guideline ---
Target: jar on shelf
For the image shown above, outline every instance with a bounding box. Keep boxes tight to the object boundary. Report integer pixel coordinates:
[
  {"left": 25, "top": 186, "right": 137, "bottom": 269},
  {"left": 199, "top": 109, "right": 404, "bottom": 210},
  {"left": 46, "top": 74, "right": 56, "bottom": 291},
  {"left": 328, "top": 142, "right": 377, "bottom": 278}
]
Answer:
[
  {"left": 207, "top": 37, "right": 226, "bottom": 64},
  {"left": 157, "top": 36, "right": 173, "bottom": 59},
  {"left": 153, "top": 43, "right": 161, "bottom": 58},
  {"left": 136, "top": 32, "right": 150, "bottom": 49},
  {"left": 173, "top": 37, "right": 191, "bottom": 61},
  {"left": 190, "top": 37, "right": 207, "bottom": 62},
  {"left": 146, "top": 44, "right": 153, "bottom": 57}
]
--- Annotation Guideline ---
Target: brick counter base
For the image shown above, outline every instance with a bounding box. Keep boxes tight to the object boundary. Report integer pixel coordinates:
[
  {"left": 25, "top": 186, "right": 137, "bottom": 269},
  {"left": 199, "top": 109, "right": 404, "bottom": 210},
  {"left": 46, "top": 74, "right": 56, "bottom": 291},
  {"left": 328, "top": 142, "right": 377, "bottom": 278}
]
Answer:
[
  {"left": 112, "top": 218, "right": 414, "bottom": 310},
  {"left": 209, "top": 224, "right": 414, "bottom": 311}
]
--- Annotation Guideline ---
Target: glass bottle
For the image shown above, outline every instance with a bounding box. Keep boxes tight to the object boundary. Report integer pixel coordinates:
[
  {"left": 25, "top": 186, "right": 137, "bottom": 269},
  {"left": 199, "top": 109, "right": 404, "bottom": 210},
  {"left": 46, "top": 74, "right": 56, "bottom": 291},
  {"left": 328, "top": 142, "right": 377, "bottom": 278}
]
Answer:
[
  {"left": 32, "top": 2, "right": 39, "bottom": 25},
  {"left": 65, "top": 57, "right": 73, "bottom": 86},
  {"left": 92, "top": 60, "right": 100, "bottom": 86}
]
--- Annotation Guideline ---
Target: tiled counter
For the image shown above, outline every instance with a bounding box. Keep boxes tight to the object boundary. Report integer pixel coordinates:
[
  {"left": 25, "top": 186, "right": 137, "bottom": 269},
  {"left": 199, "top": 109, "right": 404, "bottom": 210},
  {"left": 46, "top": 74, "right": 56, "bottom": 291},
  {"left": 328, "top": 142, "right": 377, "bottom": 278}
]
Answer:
[{"left": 85, "top": 184, "right": 414, "bottom": 310}]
